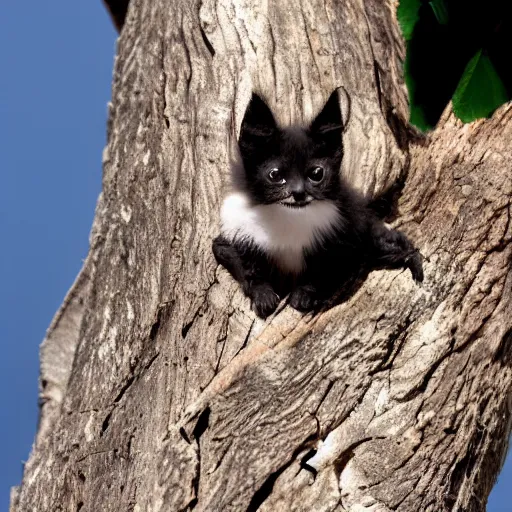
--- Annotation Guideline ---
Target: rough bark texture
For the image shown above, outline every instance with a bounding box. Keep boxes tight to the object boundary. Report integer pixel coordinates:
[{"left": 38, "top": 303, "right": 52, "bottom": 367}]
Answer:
[{"left": 11, "top": 0, "right": 512, "bottom": 511}]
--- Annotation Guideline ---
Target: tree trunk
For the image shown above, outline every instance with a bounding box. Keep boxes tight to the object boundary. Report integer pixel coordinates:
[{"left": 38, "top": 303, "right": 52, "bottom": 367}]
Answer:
[{"left": 11, "top": 0, "right": 512, "bottom": 511}]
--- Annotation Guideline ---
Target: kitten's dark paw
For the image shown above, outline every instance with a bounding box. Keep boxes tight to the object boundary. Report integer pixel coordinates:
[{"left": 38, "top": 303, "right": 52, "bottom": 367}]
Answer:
[
  {"left": 249, "top": 284, "right": 280, "bottom": 319},
  {"left": 387, "top": 231, "right": 424, "bottom": 282},
  {"left": 289, "top": 285, "right": 320, "bottom": 313},
  {"left": 407, "top": 251, "right": 424, "bottom": 283},
  {"left": 375, "top": 227, "right": 424, "bottom": 282}
]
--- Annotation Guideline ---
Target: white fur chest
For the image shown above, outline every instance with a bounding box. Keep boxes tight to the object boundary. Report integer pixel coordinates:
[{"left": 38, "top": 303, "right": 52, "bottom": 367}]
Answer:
[{"left": 220, "top": 192, "right": 342, "bottom": 273}]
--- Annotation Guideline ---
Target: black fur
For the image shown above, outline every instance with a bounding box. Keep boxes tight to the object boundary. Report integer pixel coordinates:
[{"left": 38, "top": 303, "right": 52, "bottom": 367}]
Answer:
[{"left": 213, "top": 90, "right": 423, "bottom": 318}]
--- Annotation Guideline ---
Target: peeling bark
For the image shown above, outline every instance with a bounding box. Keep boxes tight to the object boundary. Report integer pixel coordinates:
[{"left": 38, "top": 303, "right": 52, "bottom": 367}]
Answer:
[{"left": 11, "top": 0, "right": 512, "bottom": 511}]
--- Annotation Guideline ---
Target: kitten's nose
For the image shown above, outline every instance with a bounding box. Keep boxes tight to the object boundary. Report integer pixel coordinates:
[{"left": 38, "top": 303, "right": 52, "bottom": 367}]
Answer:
[
  {"left": 290, "top": 181, "right": 306, "bottom": 202},
  {"left": 292, "top": 190, "right": 306, "bottom": 202}
]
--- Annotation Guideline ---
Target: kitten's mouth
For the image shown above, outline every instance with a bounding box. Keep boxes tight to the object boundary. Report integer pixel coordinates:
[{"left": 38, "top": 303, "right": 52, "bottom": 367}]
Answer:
[
  {"left": 280, "top": 198, "right": 313, "bottom": 209},
  {"left": 281, "top": 201, "right": 311, "bottom": 209}
]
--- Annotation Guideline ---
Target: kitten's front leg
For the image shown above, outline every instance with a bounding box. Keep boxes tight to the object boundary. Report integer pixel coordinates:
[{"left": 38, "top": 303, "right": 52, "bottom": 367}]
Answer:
[
  {"left": 370, "top": 222, "right": 424, "bottom": 282},
  {"left": 212, "top": 236, "right": 280, "bottom": 319}
]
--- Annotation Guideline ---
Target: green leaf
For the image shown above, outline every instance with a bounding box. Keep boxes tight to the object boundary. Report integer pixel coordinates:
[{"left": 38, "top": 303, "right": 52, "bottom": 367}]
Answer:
[
  {"left": 397, "top": 0, "right": 421, "bottom": 41},
  {"left": 452, "top": 49, "right": 510, "bottom": 123},
  {"left": 429, "top": 0, "right": 449, "bottom": 24},
  {"left": 397, "top": 0, "right": 512, "bottom": 130}
]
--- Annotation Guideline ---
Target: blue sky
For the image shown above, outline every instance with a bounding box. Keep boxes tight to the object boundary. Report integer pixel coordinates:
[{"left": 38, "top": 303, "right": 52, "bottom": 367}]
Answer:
[
  {"left": 0, "top": 1, "right": 509, "bottom": 510},
  {"left": 0, "top": 1, "right": 115, "bottom": 508}
]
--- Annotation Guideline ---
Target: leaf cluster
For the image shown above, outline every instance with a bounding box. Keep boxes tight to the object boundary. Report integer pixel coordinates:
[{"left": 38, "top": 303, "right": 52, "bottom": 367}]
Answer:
[{"left": 398, "top": 0, "right": 512, "bottom": 130}]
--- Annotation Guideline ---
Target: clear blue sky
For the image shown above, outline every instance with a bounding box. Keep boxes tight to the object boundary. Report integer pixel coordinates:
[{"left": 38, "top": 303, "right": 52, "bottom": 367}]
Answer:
[{"left": 0, "top": 2, "right": 509, "bottom": 510}]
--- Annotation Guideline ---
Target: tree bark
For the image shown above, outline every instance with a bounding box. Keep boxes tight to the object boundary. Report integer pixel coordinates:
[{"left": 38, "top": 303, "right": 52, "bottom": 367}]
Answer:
[{"left": 11, "top": 0, "right": 512, "bottom": 511}]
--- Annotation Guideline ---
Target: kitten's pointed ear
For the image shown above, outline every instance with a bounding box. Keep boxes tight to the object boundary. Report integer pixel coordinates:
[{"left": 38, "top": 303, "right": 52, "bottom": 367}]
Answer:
[
  {"left": 310, "top": 89, "right": 343, "bottom": 135},
  {"left": 239, "top": 94, "right": 277, "bottom": 153},
  {"left": 309, "top": 90, "right": 343, "bottom": 157}
]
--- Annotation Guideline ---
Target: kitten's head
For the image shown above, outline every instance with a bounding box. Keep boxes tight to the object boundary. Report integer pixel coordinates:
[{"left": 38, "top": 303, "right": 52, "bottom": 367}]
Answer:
[{"left": 237, "top": 90, "right": 343, "bottom": 209}]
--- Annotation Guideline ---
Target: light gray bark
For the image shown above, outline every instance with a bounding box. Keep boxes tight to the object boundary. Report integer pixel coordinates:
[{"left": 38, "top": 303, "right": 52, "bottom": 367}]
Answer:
[{"left": 11, "top": 0, "right": 512, "bottom": 511}]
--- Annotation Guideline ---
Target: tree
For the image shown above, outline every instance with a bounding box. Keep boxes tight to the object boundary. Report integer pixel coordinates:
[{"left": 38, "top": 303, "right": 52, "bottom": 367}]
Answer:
[{"left": 11, "top": 0, "right": 512, "bottom": 510}]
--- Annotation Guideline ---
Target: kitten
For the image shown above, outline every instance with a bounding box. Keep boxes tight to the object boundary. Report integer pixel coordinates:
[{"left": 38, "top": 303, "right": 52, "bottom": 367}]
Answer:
[{"left": 212, "top": 90, "right": 423, "bottom": 318}]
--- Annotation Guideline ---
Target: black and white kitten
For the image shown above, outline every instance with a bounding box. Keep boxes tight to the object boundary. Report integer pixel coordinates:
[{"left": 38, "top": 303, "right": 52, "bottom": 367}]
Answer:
[{"left": 212, "top": 90, "right": 423, "bottom": 318}]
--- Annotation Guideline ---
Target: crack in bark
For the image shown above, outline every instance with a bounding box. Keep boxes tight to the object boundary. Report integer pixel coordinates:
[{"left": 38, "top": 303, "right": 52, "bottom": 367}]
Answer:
[
  {"left": 149, "top": 305, "right": 166, "bottom": 341},
  {"left": 76, "top": 449, "right": 114, "bottom": 464},
  {"left": 266, "top": 22, "right": 278, "bottom": 91},
  {"left": 234, "top": 318, "right": 256, "bottom": 358},
  {"left": 114, "top": 375, "right": 136, "bottom": 404},
  {"left": 182, "top": 319, "right": 196, "bottom": 339},
  {"left": 99, "top": 351, "right": 160, "bottom": 438},
  {"left": 214, "top": 335, "right": 228, "bottom": 375},
  {"left": 245, "top": 432, "right": 318, "bottom": 512},
  {"left": 188, "top": 408, "right": 211, "bottom": 510},
  {"left": 159, "top": 37, "right": 170, "bottom": 129},
  {"left": 144, "top": 352, "right": 160, "bottom": 371},
  {"left": 179, "top": 18, "right": 193, "bottom": 96},
  {"left": 203, "top": 0, "right": 236, "bottom": 60},
  {"left": 101, "top": 411, "right": 112, "bottom": 436},
  {"left": 370, "top": 312, "right": 414, "bottom": 375},
  {"left": 207, "top": 439, "right": 233, "bottom": 476},
  {"left": 199, "top": 26, "right": 215, "bottom": 57},
  {"left": 179, "top": 427, "right": 191, "bottom": 444},
  {"left": 182, "top": 278, "right": 219, "bottom": 340},
  {"left": 313, "top": 379, "right": 335, "bottom": 418},
  {"left": 240, "top": 18, "right": 257, "bottom": 57},
  {"left": 299, "top": 448, "right": 318, "bottom": 479},
  {"left": 493, "top": 327, "right": 512, "bottom": 364}
]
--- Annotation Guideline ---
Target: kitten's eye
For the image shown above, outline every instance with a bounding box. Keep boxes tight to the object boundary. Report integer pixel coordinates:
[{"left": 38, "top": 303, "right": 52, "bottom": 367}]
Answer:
[
  {"left": 307, "top": 166, "right": 324, "bottom": 183},
  {"left": 268, "top": 168, "right": 285, "bottom": 184}
]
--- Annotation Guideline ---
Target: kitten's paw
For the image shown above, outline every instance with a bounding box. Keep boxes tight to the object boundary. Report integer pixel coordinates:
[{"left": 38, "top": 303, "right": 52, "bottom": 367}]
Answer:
[
  {"left": 375, "top": 227, "right": 424, "bottom": 282},
  {"left": 407, "top": 251, "right": 424, "bottom": 283},
  {"left": 387, "top": 231, "right": 424, "bottom": 282},
  {"left": 249, "top": 284, "right": 280, "bottom": 319},
  {"left": 289, "top": 285, "right": 319, "bottom": 313}
]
